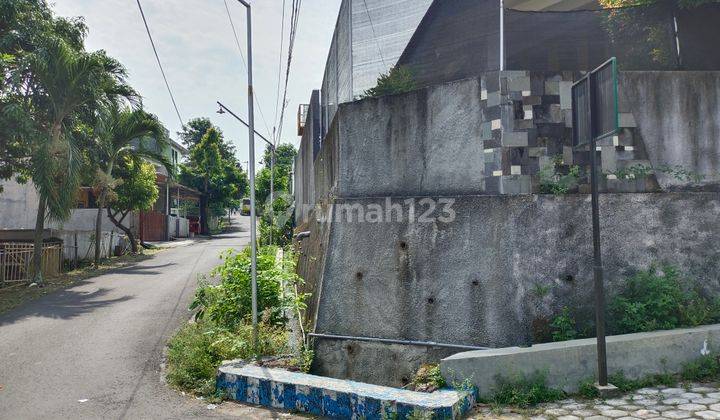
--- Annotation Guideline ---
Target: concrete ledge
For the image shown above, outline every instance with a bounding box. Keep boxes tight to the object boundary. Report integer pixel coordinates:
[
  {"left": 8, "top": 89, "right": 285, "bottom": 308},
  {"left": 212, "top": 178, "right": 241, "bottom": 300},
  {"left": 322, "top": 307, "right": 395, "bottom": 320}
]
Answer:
[
  {"left": 441, "top": 324, "right": 720, "bottom": 398},
  {"left": 217, "top": 361, "right": 476, "bottom": 419}
]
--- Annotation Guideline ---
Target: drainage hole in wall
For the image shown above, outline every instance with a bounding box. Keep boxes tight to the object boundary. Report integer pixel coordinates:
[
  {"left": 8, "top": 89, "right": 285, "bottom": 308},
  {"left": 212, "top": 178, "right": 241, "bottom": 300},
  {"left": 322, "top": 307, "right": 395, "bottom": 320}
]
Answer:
[
  {"left": 399, "top": 241, "right": 407, "bottom": 249},
  {"left": 472, "top": 280, "right": 479, "bottom": 286},
  {"left": 427, "top": 297, "right": 434, "bottom": 304},
  {"left": 356, "top": 272, "right": 363, "bottom": 280},
  {"left": 561, "top": 274, "right": 574, "bottom": 282}
]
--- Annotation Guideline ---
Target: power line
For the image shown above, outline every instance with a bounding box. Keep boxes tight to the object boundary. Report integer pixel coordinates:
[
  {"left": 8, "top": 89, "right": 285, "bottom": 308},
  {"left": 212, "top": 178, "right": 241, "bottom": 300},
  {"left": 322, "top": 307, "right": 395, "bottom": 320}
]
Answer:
[
  {"left": 135, "top": 0, "right": 184, "bottom": 127},
  {"left": 273, "top": 0, "right": 287, "bottom": 142},
  {"left": 222, "top": 0, "right": 273, "bottom": 140},
  {"left": 275, "top": 0, "right": 302, "bottom": 143},
  {"left": 361, "top": 0, "right": 386, "bottom": 68}
]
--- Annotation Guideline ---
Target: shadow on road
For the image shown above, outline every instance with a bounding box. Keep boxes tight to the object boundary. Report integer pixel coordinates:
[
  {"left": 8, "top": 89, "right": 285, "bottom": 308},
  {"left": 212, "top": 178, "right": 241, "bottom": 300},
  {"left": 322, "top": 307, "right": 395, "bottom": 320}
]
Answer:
[
  {"left": 113, "top": 262, "right": 177, "bottom": 276},
  {"left": 0, "top": 284, "right": 133, "bottom": 326}
]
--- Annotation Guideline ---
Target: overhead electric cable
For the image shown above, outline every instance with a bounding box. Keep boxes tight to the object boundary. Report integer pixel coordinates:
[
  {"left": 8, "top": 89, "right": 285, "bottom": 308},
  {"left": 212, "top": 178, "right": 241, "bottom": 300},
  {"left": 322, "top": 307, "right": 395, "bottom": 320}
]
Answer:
[
  {"left": 273, "top": 0, "right": 287, "bottom": 142},
  {"left": 135, "top": 0, "right": 184, "bottom": 127},
  {"left": 275, "top": 0, "right": 302, "bottom": 143},
  {"left": 223, "top": 0, "right": 273, "bottom": 140}
]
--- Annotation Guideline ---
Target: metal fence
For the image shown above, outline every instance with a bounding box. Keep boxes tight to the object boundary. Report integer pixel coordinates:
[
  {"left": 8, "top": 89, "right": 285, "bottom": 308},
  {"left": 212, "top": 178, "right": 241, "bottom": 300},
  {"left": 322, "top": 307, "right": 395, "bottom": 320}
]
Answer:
[{"left": 0, "top": 242, "right": 63, "bottom": 285}]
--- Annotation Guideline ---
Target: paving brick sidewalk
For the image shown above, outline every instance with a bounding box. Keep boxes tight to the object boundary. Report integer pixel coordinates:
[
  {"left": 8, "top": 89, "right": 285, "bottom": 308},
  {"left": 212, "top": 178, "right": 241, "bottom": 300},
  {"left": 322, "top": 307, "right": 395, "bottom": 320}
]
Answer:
[{"left": 470, "top": 383, "right": 720, "bottom": 419}]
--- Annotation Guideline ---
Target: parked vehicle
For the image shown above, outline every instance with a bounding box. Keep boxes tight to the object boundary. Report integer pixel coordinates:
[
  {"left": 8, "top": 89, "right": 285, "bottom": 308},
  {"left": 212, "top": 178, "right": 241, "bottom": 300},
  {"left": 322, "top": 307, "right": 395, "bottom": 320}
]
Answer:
[{"left": 240, "top": 198, "right": 251, "bottom": 215}]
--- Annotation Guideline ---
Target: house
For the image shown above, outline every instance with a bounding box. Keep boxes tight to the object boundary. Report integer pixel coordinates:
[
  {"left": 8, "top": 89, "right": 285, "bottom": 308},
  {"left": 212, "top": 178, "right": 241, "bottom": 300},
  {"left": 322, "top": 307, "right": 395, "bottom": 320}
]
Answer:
[{"left": 0, "top": 137, "right": 200, "bottom": 262}]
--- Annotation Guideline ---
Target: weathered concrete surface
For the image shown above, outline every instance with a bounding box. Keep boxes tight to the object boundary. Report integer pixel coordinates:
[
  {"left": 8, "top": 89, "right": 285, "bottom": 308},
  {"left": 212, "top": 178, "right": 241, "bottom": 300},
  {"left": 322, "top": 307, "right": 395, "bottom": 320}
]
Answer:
[
  {"left": 310, "top": 193, "right": 720, "bottom": 386},
  {"left": 331, "top": 78, "right": 486, "bottom": 199},
  {"left": 442, "top": 324, "right": 720, "bottom": 397},
  {"left": 620, "top": 72, "right": 720, "bottom": 190},
  {"left": 0, "top": 179, "right": 40, "bottom": 229},
  {"left": 217, "top": 360, "right": 476, "bottom": 419}
]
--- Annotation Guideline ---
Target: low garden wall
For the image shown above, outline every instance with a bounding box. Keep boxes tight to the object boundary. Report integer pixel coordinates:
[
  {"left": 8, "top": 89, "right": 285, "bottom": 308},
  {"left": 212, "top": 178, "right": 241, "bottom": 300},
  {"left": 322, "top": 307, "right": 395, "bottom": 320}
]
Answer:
[{"left": 441, "top": 324, "right": 720, "bottom": 397}]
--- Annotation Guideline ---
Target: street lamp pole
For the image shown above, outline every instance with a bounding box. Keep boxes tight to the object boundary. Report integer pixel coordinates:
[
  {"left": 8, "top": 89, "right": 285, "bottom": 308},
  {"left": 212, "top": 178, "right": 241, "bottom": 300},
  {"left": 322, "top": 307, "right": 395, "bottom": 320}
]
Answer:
[{"left": 236, "top": 0, "right": 258, "bottom": 354}]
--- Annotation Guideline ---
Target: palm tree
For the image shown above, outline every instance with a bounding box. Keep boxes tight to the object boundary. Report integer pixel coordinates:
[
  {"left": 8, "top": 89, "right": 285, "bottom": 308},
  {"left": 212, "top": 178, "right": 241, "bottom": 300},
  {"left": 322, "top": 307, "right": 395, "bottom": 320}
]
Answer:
[
  {"left": 91, "top": 103, "right": 169, "bottom": 266},
  {"left": 22, "top": 37, "right": 135, "bottom": 284}
]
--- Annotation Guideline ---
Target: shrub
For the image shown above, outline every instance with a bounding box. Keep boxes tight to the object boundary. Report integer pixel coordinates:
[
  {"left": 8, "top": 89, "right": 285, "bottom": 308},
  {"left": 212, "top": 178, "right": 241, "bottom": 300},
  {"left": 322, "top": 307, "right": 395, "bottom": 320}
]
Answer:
[
  {"left": 191, "top": 246, "right": 290, "bottom": 329},
  {"left": 608, "top": 265, "right": 720, "bottom": 335},
  {"left": 361, "top": 66, "right": 416, "bottom": 98},
  {"left": 550, "top": 307, "right": 578, "bottom": 342},
  {"left": 489, "top": 372, "right": 564, "bottom": 407},
  {"left": 681, "top": 354, "right": 720, "bottom": 381},
  {"left": 538, "top": 156, "right": 580, "bottom": 195}
]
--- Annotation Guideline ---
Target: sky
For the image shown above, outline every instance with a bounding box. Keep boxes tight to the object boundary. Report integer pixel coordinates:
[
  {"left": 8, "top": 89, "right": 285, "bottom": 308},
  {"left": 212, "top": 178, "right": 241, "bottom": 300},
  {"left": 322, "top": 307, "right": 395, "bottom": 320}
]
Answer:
[{"left": 51, "top": 0, "right": 342, "bottom": 169}]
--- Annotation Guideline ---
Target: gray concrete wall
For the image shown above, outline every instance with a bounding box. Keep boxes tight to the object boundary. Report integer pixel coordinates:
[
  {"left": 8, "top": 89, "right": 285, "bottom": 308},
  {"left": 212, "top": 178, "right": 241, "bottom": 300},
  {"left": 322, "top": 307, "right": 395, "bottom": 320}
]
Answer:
[
  {"left": 310, "top": 193, "right": 720, "bottom": 386},
  {"left": 335, "top": 78, "right": 486, "bottom": 198},
  {"left": 619, "top": 71, "right": 720, "bottom": 189},
  {"left": 0, "top": 179, "right": 40, "bottom": 229},
  {"left": 442, "top": 324, "right": 720, "bottom": 397}
]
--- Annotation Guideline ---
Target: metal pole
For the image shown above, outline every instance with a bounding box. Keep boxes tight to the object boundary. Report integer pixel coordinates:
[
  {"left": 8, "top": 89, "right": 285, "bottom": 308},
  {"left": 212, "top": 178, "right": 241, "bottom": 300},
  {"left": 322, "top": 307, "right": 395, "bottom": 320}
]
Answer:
[
  {"left": 588, "top": 75, "right": 608, "bottom": 386},
  {"left": 499, "top": 0, "right": 505, "bottom": 71},
  {"left": 269, "top": 146, "right": 274, "bottom": 245},
  {"left": 241, "top": 0, "right": 259, "bottom": 355}
]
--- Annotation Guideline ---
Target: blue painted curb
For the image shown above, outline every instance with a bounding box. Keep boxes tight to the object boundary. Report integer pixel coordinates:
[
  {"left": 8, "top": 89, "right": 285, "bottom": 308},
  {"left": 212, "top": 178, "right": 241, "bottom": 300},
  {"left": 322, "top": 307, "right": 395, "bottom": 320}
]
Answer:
[{"left": 217, "top": 360, "right": 477, "bottom": 419}]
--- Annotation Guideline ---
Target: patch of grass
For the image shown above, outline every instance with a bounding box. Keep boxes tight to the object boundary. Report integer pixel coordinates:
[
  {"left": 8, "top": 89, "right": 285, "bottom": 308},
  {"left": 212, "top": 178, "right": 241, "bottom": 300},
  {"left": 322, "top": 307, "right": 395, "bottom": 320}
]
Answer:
[
  {"left": 488, "top": 372, "right": 564, "bottom": 408},
  {"left": 681, "top": 354, "right": 720, "bottom": 381},
  {"left": 166, "top": 317, "right": 288, "bottom": 398},
  {"left": 0, "top": 249, "right": 162, "bottom": 315}
]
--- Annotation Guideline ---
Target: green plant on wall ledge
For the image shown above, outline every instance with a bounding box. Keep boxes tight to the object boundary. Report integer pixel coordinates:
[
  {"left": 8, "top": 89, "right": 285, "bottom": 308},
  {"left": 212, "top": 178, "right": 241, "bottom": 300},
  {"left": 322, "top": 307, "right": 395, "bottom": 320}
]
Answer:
[
  {"left": 606, "top": 164, "right": 705, "bottom": 183},
  {"left": 360, "top": 66, "right": 416, "bottom": 99},
  {"left": 538, "top": 155, "right": 581, "bottom": 195}
]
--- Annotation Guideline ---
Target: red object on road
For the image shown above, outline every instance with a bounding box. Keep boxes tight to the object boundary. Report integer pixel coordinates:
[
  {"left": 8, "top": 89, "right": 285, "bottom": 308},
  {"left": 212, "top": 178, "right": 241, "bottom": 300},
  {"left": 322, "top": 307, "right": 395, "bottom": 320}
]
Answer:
[{"left": 188, "top": 216, "right": 200, "bottom": 234}]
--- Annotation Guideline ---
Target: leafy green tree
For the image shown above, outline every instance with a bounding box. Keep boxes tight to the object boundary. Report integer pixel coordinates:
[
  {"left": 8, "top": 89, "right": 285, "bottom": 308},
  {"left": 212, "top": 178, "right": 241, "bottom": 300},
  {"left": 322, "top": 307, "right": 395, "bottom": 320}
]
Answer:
[
  {"left": 106, "top": 157, "right": 159, "bottom": 253},
  {"left": 0, "top": 0, "right": 87, "bottom": 192},
  {"left": 256, "top": 143, "right": 296, "bottom": 206},
  {"left": 185, "top": 128, "right": 223, "bottom": 234},
  {"left": 12, "top": 35, "right": 135, "bottom": 284},
  {"left": 91, "top": 104, "right": 168, "bottom": 264},
  {"left": 178, "top": 117, "right": 236, "bottom": 161},
  {"left": 180, "top": 122, "right": 248, "bottom": 233}
]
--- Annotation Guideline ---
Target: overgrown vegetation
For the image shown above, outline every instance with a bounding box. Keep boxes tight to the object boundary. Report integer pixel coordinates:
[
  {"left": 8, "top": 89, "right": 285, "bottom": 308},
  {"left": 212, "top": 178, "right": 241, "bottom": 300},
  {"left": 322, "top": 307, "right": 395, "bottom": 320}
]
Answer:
[
  {"left": 550, "top": 307, "right": 578, "bottom": 342},
  {"left": 166, "top": 245, "right": 312, "bottom": 398},
  {"left": 486, "top": 353, "right": 720, "bottom": 409},
  {"left": 608, "top": 265, "right": 720, "bottom": 334},
  {"left": 549, "top": 265, "right": 720, "bottom": 342},
  {"left": 409, "top": 364, "right": 447, "bottom": 393},
  {"left": 538, "top": 155, "right": 581, "bottom": 195},
  {"left": 487, "top": 372, "right": 564, "bottom": 408},
  {"left": 361, "top": 66, "right": 416, "bottom": 99},
  {"left": 606, "top": 163, "right": 705, "bottom": 183}
]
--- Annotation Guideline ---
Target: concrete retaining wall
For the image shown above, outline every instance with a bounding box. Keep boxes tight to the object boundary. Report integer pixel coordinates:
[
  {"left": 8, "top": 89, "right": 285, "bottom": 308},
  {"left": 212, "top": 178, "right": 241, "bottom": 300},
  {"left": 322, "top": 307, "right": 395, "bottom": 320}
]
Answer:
[
  {"left": 441, "top": 324, "right": 720, "bottom": 397},
  {"left": 308, "top": 193, "right": 720, "bottom": 386}
]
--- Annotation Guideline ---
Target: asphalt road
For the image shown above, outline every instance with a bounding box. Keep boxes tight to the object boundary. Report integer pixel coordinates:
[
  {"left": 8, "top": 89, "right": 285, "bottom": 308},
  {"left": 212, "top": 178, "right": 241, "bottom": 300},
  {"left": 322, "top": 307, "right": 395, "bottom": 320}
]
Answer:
[{"left": 0, "top": 214, "right": 297, "bottom": 419}]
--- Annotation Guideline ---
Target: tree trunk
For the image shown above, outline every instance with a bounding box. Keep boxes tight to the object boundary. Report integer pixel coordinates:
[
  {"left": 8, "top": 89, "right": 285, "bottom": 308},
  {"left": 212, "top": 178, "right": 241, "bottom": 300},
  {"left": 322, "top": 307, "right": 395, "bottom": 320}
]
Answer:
[
  {"left": 94, "top": 205, "right": 103, "bottom": 267},
  {"left": 107, "top": 208, "right": 138, "bottom": 253},
  {"left": 200, "top": 176, "right": 209, "bottom": 235},
  {"left": 32, "top": 195, "right": 47, "bottom": 285}
]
